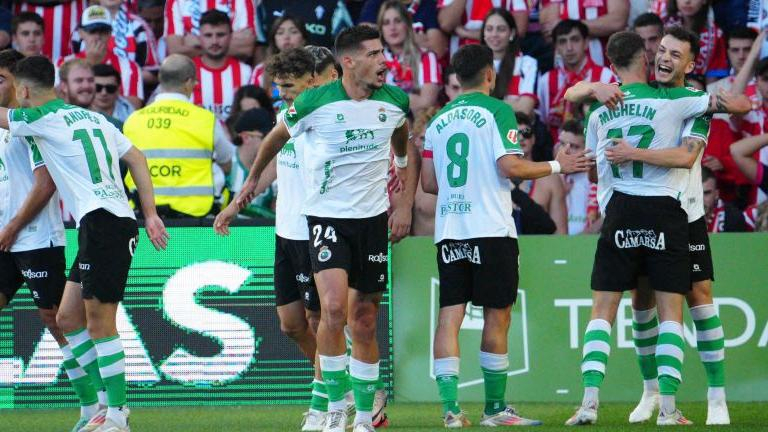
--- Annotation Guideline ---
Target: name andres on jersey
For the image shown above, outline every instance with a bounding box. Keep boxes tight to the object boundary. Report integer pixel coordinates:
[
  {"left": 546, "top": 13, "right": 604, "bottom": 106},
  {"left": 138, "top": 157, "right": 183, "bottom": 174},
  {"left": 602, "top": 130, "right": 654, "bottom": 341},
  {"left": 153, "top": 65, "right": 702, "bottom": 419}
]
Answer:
[{"left": 63, "top": 109, "right": 101, "bottom": 127}]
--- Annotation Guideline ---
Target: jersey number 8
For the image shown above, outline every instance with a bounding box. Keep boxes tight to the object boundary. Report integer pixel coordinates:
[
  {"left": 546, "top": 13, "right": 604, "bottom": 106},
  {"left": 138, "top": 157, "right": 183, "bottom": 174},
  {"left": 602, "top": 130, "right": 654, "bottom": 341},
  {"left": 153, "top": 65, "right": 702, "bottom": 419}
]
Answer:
[{"left": 447, "top": 132, "right": 469, "bottom": 187}]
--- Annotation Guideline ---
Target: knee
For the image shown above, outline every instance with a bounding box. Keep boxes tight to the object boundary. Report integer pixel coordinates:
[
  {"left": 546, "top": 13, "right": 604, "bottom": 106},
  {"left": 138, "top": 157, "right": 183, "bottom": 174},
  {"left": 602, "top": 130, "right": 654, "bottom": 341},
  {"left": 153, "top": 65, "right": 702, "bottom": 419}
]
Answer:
[
  {"left": 280, "top": 316, "right": 309, "bottom": 341},
  {"left": 320, "top": 301, "right": 347, "bottom": 331}
]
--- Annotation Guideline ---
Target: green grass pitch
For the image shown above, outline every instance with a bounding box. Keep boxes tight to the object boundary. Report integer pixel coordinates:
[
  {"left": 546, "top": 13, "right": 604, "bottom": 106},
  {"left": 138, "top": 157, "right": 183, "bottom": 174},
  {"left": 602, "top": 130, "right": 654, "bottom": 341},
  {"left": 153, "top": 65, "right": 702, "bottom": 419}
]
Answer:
[{"left": 3, "top": 402, "right": 767, "bottom": 431}]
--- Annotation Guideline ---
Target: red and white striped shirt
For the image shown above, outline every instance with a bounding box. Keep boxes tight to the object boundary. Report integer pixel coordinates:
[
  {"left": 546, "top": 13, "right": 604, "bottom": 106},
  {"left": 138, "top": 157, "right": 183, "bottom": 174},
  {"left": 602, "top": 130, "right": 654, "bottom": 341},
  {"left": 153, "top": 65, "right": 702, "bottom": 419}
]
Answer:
[
  {"left": 71, "top": 5, "right": 160, "bottom": 68},
  {"left": 542, "top": 0, "right": 615, "bottom": 66},
  {"left": 384, "top": 49, "right": 442, "bottom": 93},
  {"left": 192, "top": 56, "right": 252, "bottom": 119},
  {"left": 57, "top": 51, "right": 144, "bottom": 99},
  {"left": 501, "top": 53, "right": 538, "bottom": 101},
  {"left": 15, "top": 0, "right": 87, "bottom": 63},
  {"left": 437, "top": 0, "right": 528, "bottom": 54},
  {"left": 538, "top": 58, "right": 615, "bottom": 139},
  {"left": 165, "top": 0, "right": 255, "bottom": 37},
  {"left": 250, "top": 63, "right": 265, "bottom": 87}
]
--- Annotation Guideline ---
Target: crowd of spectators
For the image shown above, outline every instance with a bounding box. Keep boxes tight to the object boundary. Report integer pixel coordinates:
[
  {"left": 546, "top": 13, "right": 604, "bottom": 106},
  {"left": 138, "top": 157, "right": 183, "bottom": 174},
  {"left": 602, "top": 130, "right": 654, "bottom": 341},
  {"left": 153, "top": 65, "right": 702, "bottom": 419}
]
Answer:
[{"left": 1, "top": 0, "right": 767, "bottom": 233}]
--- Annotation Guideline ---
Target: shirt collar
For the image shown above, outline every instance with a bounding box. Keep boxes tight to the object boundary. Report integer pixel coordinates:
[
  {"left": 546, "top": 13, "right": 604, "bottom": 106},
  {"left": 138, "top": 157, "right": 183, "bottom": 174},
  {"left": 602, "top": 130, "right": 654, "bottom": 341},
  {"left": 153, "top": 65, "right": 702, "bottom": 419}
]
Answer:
[{"left": 155, "top": 92, "right": 190, "bottom": 102}]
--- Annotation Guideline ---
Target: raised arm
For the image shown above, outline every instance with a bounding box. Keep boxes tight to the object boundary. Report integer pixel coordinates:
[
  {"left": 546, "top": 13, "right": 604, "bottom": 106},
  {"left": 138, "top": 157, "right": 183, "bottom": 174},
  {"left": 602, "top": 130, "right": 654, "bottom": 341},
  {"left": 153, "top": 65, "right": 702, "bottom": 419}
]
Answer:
[
  {"left": 564, "top": 81, "right": 624, "bottom": 109},
  {"left": 437, "top": 0, "right": 467, "bottom": 34},
  {"left": 730, "top": 133, "right": 768, "bottom": 182},
  {"left": 0, "top": 166, "right": 56, "bottom": 251},
  {"left": 732, "top": 30, "right": 767, "bottom": 96},
  {"left": 706, "top": 89, "right": 752, "bottom": 115}
]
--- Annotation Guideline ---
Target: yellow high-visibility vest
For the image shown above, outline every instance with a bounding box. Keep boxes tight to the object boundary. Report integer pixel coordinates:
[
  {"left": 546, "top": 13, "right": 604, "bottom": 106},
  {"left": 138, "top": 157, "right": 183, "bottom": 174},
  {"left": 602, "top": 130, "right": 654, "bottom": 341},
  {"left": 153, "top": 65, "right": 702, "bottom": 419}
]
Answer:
[{"left": 124, "top": 97, "right": 216, "bottom": 217}]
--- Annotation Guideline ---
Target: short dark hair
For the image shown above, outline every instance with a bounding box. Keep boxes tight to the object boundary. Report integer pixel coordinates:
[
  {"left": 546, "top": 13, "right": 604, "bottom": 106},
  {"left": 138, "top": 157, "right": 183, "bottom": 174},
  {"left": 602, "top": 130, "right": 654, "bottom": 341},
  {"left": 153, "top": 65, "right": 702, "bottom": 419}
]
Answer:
[
  {"left": 0, "top": 49, "right": 25, "bottom": 73},
  {"left": 13, "top": 55, "right": 55, "bottom": 89},
  {"left": 606, "top": 31, "right": 645, "bottom": 69},
  {"left": 552, "top": 19, "right": 589, "bottom": 41},
  {"left": 755, "top": 57, "right": 768, "bottom": 77},
  {"left": 12, "top": 12, "right": 44, "bottom": 35},
  {"left": 92, "top": 63, "right": 120, "bottom": 82},
  {"left": 632, "top": 12, "right": 663, "bottom": 31},
  {"left": 450, "top": 44, "right": 493, "bottom": 89},
  {"left": 268, "top": 15, "right": 309, "bottom": 56},
  {"left": 725, "top": 26, "right": 758, "bottom": 48},
  {"left": 515, "top": 111, "right": 533, "bottom": 128},
  {"left": 664, "top": 25, "right": 700, "bottom": 61},
  {"left": 305, "top": 45, "right": 337, "bottom": 75},
  {"left": 199, "top": 9, "right": 231, "bottom": 31},
  {"left": 702, "top": 165, "right": 716, "bottom": 184},
  {"left": 561, "top": 119, "right": 583, "bottom": 136},
  {"left": 266, "top": 47, "right": 316, "bottom": 79},
  {"left": 335, "top": 25, "right": 380, "bottom": 56}
]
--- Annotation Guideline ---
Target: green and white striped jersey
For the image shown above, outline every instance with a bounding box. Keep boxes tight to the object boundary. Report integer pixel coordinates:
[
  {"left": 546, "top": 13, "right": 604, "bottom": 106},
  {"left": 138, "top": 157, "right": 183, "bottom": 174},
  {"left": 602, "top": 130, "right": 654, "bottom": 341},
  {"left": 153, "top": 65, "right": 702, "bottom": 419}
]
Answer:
[
  {"left": 424, "top": 92, "right": 523, "bottom": 243},
  {"left": 585, "top": 83, "right": 709, "bottom": 208},
  {"left": 0, "top": 130, "right": 64, "bottom": 252},
  {"left": 283, "top": 80, "right": 409, "bottom": 219},
  {"left": 7, "top": 99, "right": 135, "bottom": 226}
]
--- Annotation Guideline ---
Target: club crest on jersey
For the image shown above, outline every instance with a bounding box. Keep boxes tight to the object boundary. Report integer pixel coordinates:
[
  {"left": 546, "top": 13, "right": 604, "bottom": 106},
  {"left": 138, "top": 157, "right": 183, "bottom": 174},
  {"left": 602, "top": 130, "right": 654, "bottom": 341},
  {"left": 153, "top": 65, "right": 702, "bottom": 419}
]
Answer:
[
  {"left": 318, "top": 246, "right": 332, "bottom": 262},
  {"left": 507, "top": 129, "right": 518, "bottom": 144},
  {"left": 336, "top": 113, "right": 345, "bottom": 123},
  {"left": 378, "top": 107, "right": 387, "bottom": 122}
]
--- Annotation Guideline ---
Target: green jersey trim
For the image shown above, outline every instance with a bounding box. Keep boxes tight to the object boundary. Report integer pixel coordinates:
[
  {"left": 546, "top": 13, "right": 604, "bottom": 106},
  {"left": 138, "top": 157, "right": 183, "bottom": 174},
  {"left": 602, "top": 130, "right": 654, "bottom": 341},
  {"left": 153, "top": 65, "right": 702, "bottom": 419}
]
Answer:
[
  {"left": 27, "top": 137, "right": 44, "bottom": 166},
  {"left": 369, "top": 84, "right": 410, "bottom": 113},
  {"left": 688, "top": 115, "right": 712, "bottom": 140},
  {"left": 11, "top": 98, "right": 71, "bottom": 123}
]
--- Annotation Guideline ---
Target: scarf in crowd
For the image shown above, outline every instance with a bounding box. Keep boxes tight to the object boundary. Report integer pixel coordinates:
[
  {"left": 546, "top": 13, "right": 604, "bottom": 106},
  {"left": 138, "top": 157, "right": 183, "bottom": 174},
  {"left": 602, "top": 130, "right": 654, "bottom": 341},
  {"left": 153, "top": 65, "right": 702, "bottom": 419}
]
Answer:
[
  {"left": 385, "top": 50, "right": 415, "bottom": 93},
  {"left": 548, "top": 58, "right": 600, "bottom": 129}
]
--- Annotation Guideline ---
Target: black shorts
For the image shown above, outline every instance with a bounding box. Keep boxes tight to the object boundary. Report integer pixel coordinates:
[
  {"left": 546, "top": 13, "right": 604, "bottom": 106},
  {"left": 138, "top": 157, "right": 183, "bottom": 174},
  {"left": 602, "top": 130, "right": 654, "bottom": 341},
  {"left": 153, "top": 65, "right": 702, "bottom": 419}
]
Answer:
[
  {"left": 437, "top": 237, "right": 519, "bottom": 309},
  {"left": 306, "top": 212, "right": 388, "bottom": 294},
  {"left": 0, "top": 246, "right": 65, "bottom": 309},
  {"left": 274, "top": 235, "right": 319, "bottom": 311},
  {"left": 68, "top": 209, "right": 138, "bottom": 303},
  {"left": 688, "top": 217, "right": 714, "bottom": 282},
  {"left": 592, "top": 192, "right": 690, "bottom": 294}
]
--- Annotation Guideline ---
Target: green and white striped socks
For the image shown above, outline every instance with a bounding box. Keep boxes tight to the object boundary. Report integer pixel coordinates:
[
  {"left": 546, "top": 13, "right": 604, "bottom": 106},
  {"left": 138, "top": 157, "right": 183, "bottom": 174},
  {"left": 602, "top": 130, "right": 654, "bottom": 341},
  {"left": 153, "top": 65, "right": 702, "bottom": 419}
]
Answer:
[
  {"left": 434, "top": 357, "right": 460, "bottom": 415},
  {"left": 310, "top": 379, "right": 329, "bottom": 412},
  {"left": 320, "top": 354, "right": 349, "bottom": 412},
  {"left": 656, "top": 321, "right": 685, "bottom": 414},
  {"left": 349, "top": 357, "right": 378, "bottom": 425},
  {"left": 60, "top": 344, "right": 99, "bottom": 418},
  {"left": 690, "top": 304, "right": 726, "bottom": 401},
  {"left": 94, "top": 336, "right": 128, "bottom": 427},
  {"left": 632, "top": 308, "right": 659, "bottom": 392},
  {"left": 580, "top": 319, "right": 612, "bottom": 407},
  {"left": 65, "top": 328, "right": 106, "bottom": 402}
]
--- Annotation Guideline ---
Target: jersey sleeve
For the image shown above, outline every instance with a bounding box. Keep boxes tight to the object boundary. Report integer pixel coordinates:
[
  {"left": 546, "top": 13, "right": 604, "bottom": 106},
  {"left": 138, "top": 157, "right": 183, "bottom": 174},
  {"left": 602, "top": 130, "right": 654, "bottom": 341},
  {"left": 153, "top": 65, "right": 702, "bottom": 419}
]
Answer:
[
  {"left": 283, "top": 102, "right": 307, "bottom": 137},
  {"left": 669, "top": 87, "right": 710, "bottom": 119},
  {"left": 27, "top": 139, "right": 45, "bottom": 171},
  {"left": 681, "top": 115, "right": 711, "bottom": 143},
  {"left": 422, "top": 124, "right": 434, "bottom": 159},
  {"left": 492, "top": 103, "right": 523, "bottom": 159},
  {"left": 585, "top": 104, "right": 601, "bottom": 154},
  {"left": 8, "top": 108, "right": 47, "bottom": 137}
]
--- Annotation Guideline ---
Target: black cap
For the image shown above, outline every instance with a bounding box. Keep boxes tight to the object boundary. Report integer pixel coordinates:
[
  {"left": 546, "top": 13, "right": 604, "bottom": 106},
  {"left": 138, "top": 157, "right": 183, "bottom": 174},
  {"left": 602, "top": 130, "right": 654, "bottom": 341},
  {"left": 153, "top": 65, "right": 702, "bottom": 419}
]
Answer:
[{"left": 234, "top": 108, "right": 274, "bottom": 136}]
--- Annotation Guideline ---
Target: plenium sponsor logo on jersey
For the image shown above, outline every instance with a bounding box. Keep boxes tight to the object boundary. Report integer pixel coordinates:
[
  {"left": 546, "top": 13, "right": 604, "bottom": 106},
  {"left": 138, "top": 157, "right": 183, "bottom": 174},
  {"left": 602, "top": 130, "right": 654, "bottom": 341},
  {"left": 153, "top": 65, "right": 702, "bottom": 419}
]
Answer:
[
  {"left": 440, "top": 193, "right": 472, "bottom": 216},
  {"left": 278, "top": 141, "right": 299, "bottom": 170},
  {"left": 614, "top": 229, "right": 666, "bottom": 250},
  {"left": 340, "top": 129, "right": 377, "bottom": 153}
]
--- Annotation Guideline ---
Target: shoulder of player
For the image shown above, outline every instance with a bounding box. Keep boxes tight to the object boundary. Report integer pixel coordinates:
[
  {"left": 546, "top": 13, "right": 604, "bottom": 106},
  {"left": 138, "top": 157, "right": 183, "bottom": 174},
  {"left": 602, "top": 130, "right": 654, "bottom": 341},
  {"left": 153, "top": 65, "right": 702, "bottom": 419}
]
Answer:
[
  {"left": 290, "top": 80, "right": 348, "bottom": 119},
  {"left": 370, "top": 83, "right": 410, "bottom": 113},
  {"left": 656, "top": 85, "right": 708, "bottom": 100},
  {"left": 426, "top": 93, "right": 508, "bottom": 129},
  {"left": 10, "top": 99, "right": 73, "bottom": 124}
]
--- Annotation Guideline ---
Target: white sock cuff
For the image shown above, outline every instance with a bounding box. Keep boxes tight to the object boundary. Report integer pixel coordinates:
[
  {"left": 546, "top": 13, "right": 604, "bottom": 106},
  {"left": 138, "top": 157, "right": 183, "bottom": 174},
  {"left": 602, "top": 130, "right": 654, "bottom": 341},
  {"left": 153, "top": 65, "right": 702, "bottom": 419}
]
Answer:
[
  {"left": 632, "top": 307, "right": 657, "bottom": 323},
  {"left": 94, "top": 337, "right": 123, "bottom": 357},
  {"left": 479, "top": 351, "right": 509, "bottom": 371},
  {"left": 349, "top": 357, "right": 379, "bottom": 382},
  {"left": 586, "top": 319, "right": 612, "bottom": 334},
  {"left": 319, "top": 354, "right": 348, "bottom": 372},
  {"left": 658, "top": 321, "right": 683, "bottom": 335},
  {"left": 312, "top": 379, "right": 325, "bottom": 385},
  {"left": 60, "top": 344, "right": 75, "bottom": 361},
  {"left": 689, "top": 303, "right": 716, "bottom": 321},
  {"left": 66, "top": 328, "right": 92, "bottom": 347},
  {"left": 434, "top": 357, "right": 460, "bottom": 377}
]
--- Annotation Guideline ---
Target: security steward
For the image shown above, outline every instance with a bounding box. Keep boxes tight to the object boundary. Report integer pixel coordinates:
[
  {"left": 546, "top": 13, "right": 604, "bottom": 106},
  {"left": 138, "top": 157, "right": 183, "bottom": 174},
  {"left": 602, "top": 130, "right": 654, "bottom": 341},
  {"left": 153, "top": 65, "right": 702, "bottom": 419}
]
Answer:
[{"left": 124, "top": 54, "right": 233, "bottom": 218}]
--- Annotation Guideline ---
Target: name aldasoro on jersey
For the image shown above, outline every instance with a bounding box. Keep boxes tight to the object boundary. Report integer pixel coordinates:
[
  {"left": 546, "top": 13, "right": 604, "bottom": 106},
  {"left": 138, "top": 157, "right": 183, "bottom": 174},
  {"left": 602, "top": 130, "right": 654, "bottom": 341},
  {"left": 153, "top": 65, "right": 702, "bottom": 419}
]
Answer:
[{"left": 432, "top": 105, "right": 488, "bottom": 134}]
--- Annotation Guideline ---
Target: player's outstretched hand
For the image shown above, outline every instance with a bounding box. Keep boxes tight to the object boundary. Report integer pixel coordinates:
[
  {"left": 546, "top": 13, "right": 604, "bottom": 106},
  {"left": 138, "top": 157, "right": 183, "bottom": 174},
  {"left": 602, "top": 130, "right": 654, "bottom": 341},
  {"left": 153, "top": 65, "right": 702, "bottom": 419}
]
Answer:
[
  {"left": 605, "top": 138, "right": 635, "bottom": 164},
  {"left": 388, "top": 205, "right": 412, "bottom": 243},
  {"left": 145, "top": 215, "right": 169, "bottom": 251},
  {"left": 593, "top": 82, "right": 624, "bottom": 110},
  {"left": 235, "top": 176, "right": 259, "bottom": 209},
  {"left": 213, "top": 203, "right": 238, "bottom": 236},
  {"left": 555, "top": 145, "right": 592, "bottom": 174}
]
